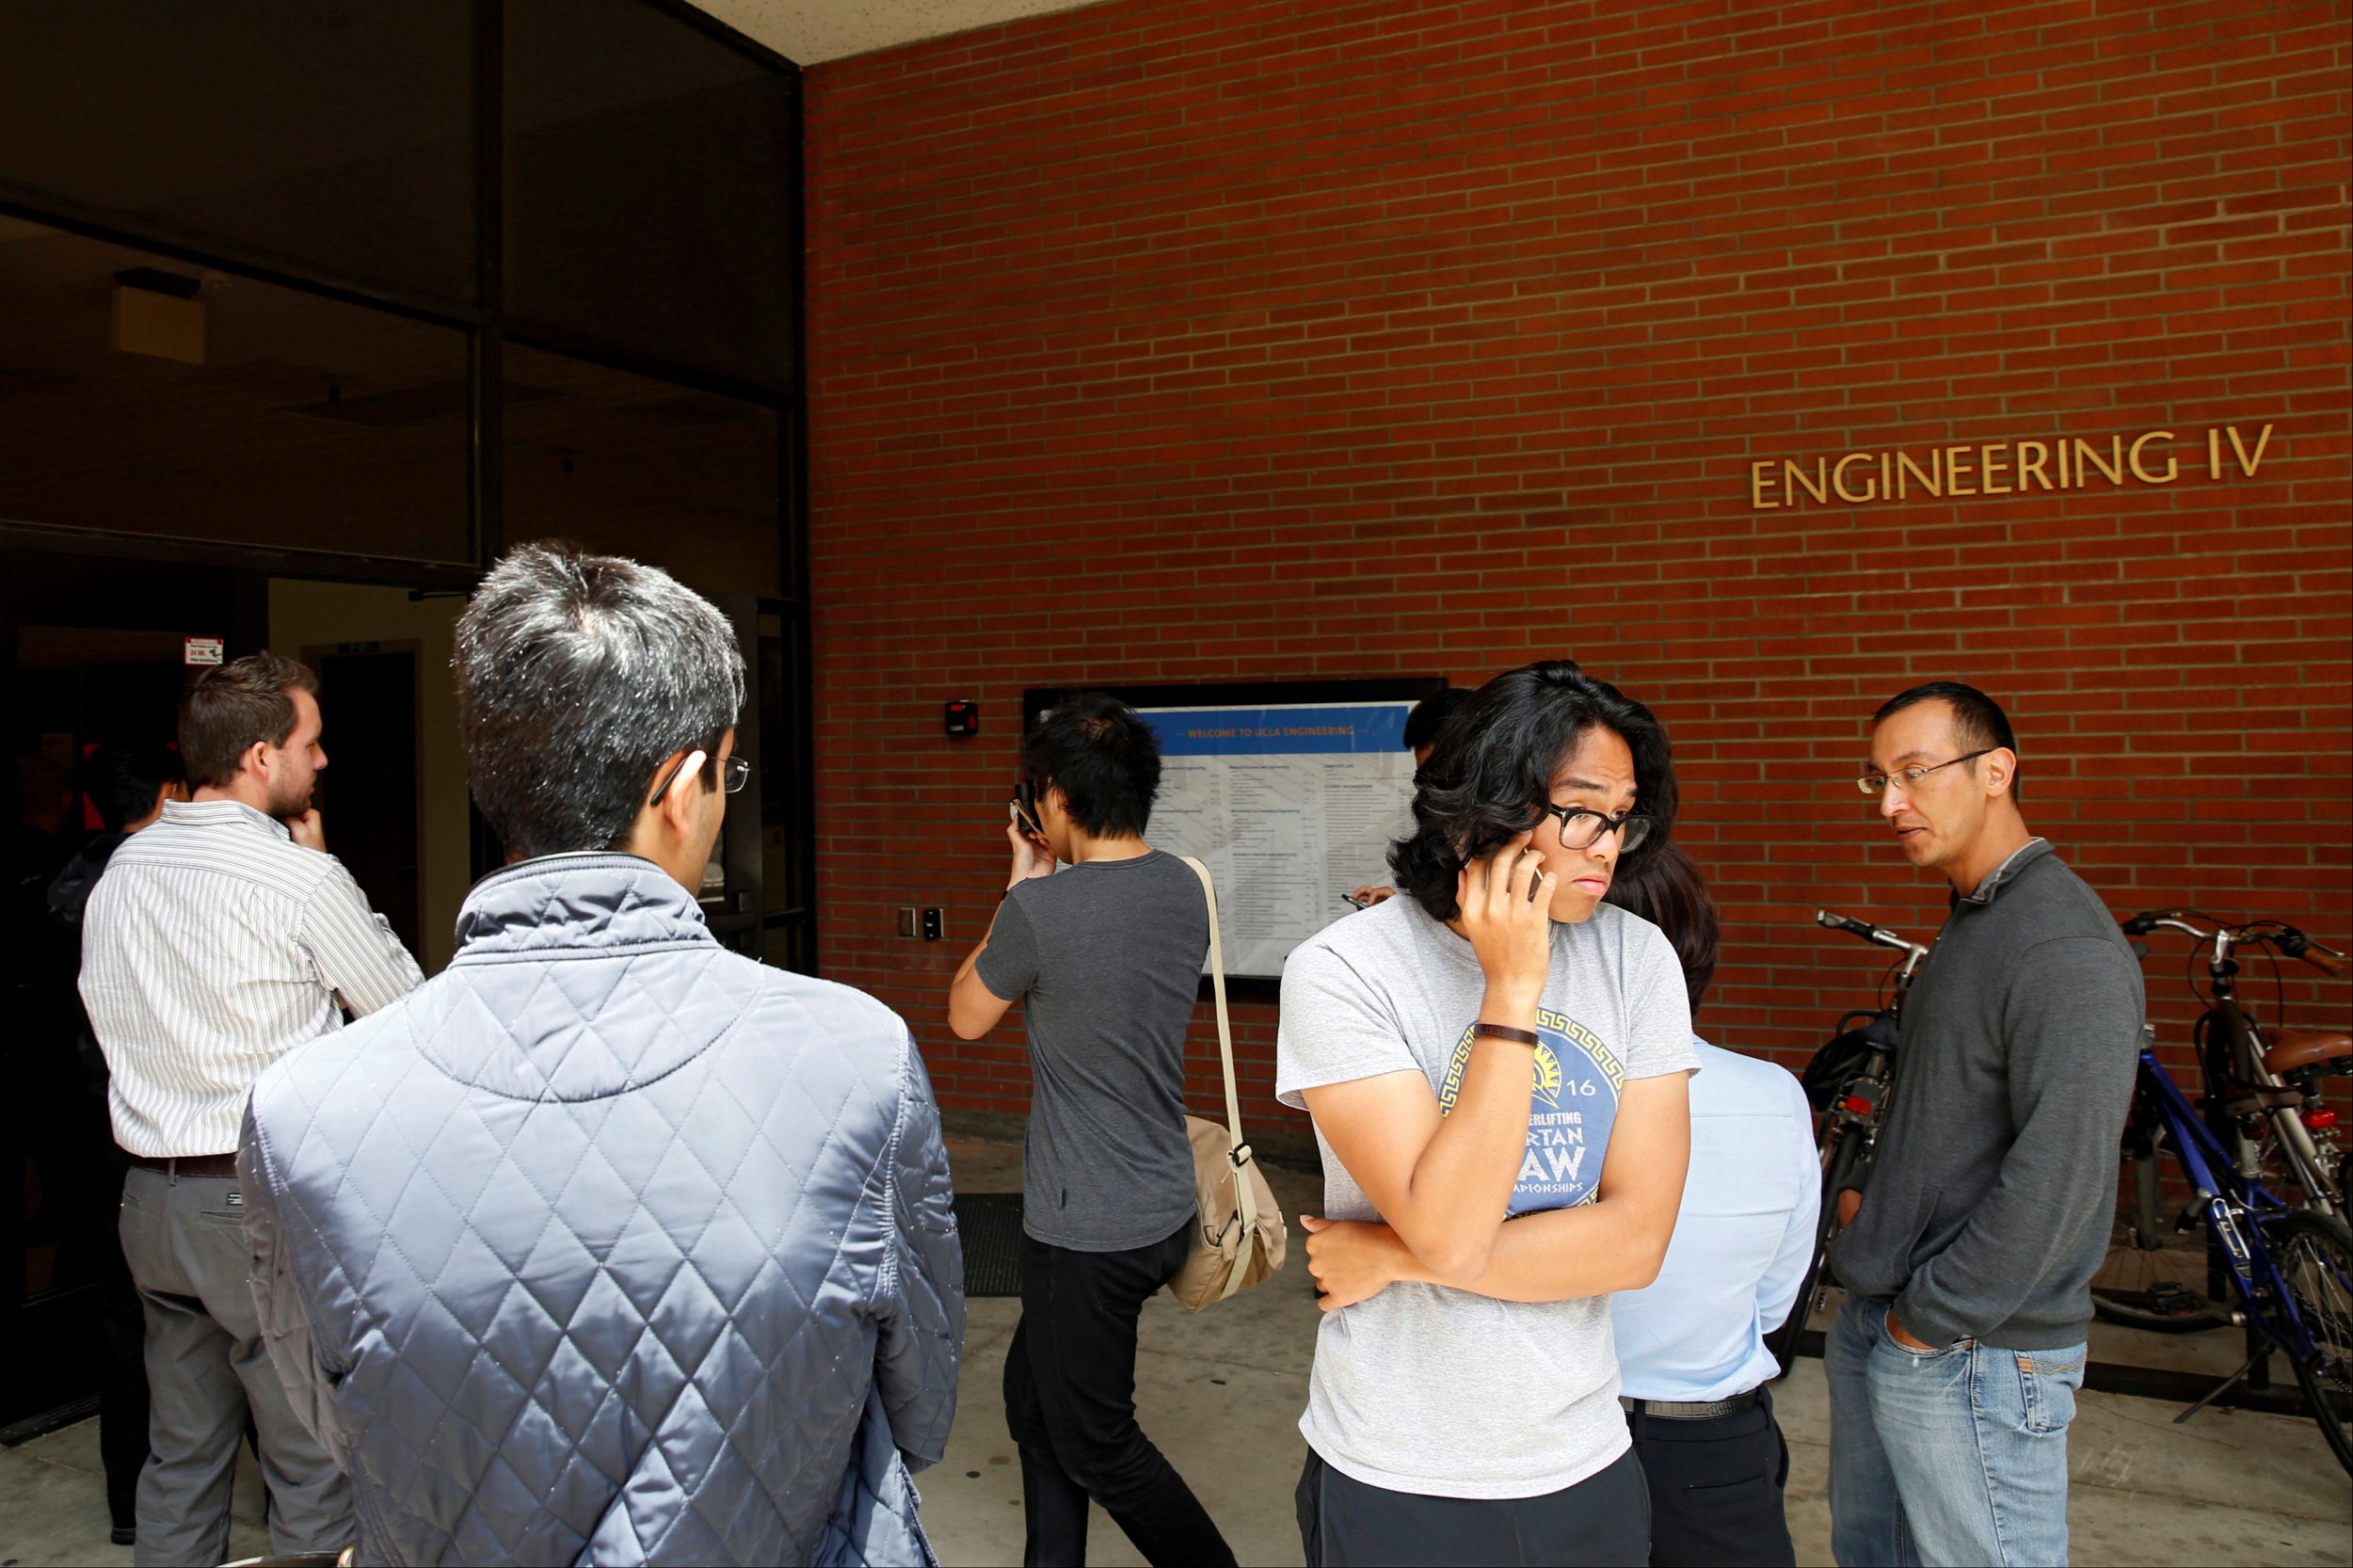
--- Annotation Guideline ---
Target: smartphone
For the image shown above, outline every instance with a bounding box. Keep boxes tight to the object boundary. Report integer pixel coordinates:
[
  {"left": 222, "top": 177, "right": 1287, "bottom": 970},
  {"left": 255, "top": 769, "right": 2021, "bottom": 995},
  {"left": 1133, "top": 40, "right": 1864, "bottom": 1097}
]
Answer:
[{"left": 1010, "top": 780, "right": 1045, "bottom": 840}]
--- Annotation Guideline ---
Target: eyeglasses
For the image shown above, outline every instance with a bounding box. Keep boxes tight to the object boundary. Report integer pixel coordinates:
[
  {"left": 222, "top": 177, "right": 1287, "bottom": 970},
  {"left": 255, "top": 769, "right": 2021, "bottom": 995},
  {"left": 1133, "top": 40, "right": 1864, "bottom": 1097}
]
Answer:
[
  {"left": 649, "top": 752, "right": 751, "bottom": 807},
  {"left": 1856, "top": 749, "right": 1992, "bottom": 796},
  {"left": 1538, "top": 804, "right": 1654, "bottom": 853}
]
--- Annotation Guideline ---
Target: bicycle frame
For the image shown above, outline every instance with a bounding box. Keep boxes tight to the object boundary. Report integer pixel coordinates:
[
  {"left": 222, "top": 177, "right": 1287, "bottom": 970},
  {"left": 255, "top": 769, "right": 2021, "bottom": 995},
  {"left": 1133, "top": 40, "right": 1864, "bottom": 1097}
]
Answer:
[
  {"left": 1770, "top": 912, "right": 1934, "bottom": 1376},
  {"left": 2149, "top": 914, "right": 2343, "bottom": 1216},
  {"left": 2204, "top": 994, "right": 2343, "bottom": 1217},
  {"left": 2135, "top": 1042, "right": 2325, "bottom": 1367},
  {"left": 1818, "top": 922, "right": 1930, "bottom": 1173}
]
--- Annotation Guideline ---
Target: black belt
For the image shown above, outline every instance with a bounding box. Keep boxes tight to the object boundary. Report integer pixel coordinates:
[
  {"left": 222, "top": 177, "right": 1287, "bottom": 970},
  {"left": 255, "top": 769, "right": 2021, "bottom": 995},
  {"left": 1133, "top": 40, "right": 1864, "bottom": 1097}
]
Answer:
[
  {"left": 124, "top": 1152, "right": 238, "bottom": 1178},
  {"left": 1621, "top": 1385, "right": 1767, "bottom": 1421}
]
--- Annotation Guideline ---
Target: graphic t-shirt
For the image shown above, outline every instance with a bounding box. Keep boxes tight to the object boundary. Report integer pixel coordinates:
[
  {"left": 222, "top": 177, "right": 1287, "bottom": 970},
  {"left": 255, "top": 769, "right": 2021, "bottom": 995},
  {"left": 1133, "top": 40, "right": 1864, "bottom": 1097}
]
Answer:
[
  {"left": 1433, "top": 1003, "right": 1626, "bottom": 1214},
  {"left": 1275, "top": 894, "right": 1696, "bottom": 1499}
]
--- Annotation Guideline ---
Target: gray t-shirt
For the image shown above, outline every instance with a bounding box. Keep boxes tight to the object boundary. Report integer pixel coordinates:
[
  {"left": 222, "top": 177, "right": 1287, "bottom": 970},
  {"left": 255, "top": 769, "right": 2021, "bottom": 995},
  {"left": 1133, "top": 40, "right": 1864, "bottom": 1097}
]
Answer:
[
  {"left": 977, "top": 850, "right": 1208, "bottom": 1252},
  {"left": 1276, "top": 895, "right": 1697, "bottom": 1499}
]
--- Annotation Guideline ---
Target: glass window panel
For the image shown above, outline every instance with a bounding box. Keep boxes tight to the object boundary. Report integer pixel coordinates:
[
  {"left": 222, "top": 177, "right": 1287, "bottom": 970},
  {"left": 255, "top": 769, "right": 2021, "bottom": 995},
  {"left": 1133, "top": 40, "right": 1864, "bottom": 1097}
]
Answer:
[
  {"left": 0, "top": 217, "right": 470, "bottom": 563},
  {"left": 502, "top": 344, "right": 780, "bottom": 599},
  {"left": 505, "top": 0, "right": 795, "bottom": 391},
  {"left": 0, "top": 1, "right": 475, "bottom": 303}
]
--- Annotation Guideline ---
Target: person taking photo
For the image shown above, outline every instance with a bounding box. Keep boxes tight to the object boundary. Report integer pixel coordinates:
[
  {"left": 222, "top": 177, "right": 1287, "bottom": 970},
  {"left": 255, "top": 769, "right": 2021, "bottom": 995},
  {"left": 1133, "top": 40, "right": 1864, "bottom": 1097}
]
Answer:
[
  {"left": 948, "top": 692, "right": 1237, "bottom": 1568},
  {"left": 1278, "top": 661, "right": 1695, "bottom": 1567}
]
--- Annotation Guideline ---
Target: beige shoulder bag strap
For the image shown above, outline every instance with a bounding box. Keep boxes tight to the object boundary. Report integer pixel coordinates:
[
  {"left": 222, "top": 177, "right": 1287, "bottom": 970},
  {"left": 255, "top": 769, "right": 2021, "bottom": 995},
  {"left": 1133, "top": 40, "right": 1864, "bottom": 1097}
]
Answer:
[{"left": 1176, "top": 854, "right": 1258, "bottom": 1298}]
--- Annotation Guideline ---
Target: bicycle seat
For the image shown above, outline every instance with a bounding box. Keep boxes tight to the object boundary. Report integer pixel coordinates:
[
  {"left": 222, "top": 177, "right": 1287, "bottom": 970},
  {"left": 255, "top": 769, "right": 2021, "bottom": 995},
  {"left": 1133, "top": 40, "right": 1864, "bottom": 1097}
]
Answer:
[{"left": 2264, "top": 1027, "right": 2353, "bottom": 1076}]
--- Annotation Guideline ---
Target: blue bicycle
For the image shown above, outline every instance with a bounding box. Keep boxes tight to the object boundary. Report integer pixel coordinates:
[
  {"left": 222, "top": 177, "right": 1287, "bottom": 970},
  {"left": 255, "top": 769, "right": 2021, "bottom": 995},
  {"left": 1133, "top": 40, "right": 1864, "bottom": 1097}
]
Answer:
[{"left": 2089, "top": 912, "right": 2353, "bottom": 1474}]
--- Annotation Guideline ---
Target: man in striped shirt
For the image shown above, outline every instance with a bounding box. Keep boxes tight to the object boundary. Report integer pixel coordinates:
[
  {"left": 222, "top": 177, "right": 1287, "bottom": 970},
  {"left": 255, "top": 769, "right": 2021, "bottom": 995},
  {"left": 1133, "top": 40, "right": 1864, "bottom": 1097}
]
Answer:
[{"left": 80, "top": 649, "right": 421, "bottom": 1567}]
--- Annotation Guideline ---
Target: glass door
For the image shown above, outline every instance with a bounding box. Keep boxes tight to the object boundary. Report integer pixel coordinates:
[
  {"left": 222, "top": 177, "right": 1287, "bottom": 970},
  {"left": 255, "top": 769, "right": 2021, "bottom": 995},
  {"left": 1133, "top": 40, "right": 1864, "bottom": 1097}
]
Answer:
[{"left": 1, "top": 558, "right": 253, "bottom": 1431}]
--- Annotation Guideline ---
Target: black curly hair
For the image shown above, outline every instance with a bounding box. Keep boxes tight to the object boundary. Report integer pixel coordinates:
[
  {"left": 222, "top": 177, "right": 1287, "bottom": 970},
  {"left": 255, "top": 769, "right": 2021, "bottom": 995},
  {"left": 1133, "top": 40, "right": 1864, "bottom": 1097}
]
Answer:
[{"left": 1386, "top": 660, "right": 1676, "bottom": 921}]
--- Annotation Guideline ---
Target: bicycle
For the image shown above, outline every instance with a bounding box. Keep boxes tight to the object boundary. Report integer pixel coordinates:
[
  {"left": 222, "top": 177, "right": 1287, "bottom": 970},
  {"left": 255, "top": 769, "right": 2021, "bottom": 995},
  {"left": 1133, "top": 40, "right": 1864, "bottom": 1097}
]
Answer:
[
  {"left": 2091, "top": 912, "right": 2351, "bottom": 1334},
  {"left": 2085, "top": 911, "right": 2353, "bottom": 1473},
  {"left": 1769, "top": 909, "right": 1932, "bottom": 1377}
]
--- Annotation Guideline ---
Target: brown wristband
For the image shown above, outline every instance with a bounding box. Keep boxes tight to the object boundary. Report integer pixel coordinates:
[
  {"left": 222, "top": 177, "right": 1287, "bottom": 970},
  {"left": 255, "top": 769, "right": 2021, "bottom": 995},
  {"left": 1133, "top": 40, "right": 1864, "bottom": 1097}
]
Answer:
[{"left": 1473, "top": 1023, "right": 1542, "bottom": 1048}]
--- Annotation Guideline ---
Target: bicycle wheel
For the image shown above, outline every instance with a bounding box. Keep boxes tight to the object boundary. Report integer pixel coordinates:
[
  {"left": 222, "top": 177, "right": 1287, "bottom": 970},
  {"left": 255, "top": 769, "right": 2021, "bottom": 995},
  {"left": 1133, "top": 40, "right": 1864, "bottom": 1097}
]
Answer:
[
  {"left": 2265, "top": 1209, "right": 2353, "bottom": 1477},
  {"left": 1769, "top": 1122, "right": 1864, "bottom": 1376},
  {"left": 2089, "top": 1109, "right": 2230, "bottom": 1333}
]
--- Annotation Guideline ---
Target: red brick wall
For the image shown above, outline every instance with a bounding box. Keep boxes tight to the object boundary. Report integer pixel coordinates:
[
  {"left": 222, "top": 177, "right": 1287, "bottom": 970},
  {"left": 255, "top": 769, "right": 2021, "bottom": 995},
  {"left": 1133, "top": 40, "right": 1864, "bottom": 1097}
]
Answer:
[{"left": 804, "top": 0, "right": 2352, "bottom": 1142}]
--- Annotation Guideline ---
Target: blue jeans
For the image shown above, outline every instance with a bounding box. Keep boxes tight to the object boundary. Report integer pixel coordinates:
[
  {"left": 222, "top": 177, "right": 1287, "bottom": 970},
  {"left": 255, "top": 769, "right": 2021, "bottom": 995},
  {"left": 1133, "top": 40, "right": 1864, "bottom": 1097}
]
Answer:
[{"left": 1826, "top": 1293, "right": 2084, "bottom": 1567}]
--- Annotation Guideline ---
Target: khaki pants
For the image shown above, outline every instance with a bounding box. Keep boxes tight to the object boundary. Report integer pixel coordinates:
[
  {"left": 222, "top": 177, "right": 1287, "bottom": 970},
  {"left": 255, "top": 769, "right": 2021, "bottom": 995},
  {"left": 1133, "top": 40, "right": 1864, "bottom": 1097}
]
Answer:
[{"left": 118, "top": 1167, "right": 351, "bottom": 1568}]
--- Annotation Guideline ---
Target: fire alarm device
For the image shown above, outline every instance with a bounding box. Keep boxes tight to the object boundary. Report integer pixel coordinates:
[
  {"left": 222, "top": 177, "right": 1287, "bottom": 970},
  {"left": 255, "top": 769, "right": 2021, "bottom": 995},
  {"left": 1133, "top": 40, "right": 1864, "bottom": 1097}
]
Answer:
[{"left": 943, "top": 698, "right": 979, "bottom": 737}]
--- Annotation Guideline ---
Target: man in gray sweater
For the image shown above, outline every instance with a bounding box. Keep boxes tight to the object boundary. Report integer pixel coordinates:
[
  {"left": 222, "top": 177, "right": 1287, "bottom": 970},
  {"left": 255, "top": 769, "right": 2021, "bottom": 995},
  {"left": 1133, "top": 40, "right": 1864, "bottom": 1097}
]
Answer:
[{"left": 1827, "top": 682, "right": 2143, "bottom": 1568}]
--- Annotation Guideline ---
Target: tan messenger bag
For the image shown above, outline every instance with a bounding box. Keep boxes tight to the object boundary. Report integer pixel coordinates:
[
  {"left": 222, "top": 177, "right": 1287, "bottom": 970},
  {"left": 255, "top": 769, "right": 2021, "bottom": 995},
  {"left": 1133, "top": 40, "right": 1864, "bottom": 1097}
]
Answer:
[{"left": 1166, "top": 855, "right": 1287, "bottom": 1311}]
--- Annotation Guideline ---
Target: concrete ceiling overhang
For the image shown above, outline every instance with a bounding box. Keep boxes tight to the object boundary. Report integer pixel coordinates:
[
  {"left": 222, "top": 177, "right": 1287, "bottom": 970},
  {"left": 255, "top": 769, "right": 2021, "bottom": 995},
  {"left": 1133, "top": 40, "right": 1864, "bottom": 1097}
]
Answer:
[{"left": 690, "top": 0, "right": 1112, "bottom": 66}]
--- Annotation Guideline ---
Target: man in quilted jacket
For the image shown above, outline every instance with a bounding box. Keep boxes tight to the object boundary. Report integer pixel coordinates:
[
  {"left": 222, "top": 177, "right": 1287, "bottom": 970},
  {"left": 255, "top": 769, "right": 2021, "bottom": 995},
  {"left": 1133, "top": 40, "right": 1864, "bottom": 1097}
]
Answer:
[{"left": 238, "top": 541, "right": 965, "bottom": 1565}]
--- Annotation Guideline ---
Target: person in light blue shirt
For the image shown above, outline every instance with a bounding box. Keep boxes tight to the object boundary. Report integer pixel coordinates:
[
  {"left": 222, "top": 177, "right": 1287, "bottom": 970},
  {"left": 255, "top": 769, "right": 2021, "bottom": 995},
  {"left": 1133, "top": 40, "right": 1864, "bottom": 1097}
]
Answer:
[{"left": 1607, "top": 846, "right": 1817, "bottom": 1567}]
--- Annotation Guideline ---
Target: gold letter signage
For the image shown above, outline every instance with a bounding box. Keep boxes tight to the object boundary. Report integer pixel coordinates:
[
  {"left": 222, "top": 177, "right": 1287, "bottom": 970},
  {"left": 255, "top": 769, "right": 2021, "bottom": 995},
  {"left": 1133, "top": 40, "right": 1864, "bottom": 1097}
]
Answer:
[{"left": 1750, "top": 424, "right": 2275, "bottom": 510}]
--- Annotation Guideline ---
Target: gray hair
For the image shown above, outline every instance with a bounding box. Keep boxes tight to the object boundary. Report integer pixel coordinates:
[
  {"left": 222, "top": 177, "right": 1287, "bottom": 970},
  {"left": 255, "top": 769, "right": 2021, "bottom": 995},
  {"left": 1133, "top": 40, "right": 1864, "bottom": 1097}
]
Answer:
[{"left": 455, "top": 541, "right": 745, "bottom": 859}]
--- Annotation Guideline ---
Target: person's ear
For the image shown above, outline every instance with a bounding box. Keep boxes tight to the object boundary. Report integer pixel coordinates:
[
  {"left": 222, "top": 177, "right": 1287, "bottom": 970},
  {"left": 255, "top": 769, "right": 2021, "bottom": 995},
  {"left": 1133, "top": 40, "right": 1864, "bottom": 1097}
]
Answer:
[
  {"left": 656, "top": 749, "right": 708, "bottom": 837},
  {"left": 1981, "top": 747, "right": 2017, "bottom": 798}
]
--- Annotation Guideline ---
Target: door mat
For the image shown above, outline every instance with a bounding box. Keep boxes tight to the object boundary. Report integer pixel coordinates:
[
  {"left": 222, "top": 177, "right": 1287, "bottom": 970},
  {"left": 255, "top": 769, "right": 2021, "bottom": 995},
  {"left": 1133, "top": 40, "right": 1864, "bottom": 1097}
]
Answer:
[{"left": 952, "top": 1192, "right": 1024, "bottom": 1298}]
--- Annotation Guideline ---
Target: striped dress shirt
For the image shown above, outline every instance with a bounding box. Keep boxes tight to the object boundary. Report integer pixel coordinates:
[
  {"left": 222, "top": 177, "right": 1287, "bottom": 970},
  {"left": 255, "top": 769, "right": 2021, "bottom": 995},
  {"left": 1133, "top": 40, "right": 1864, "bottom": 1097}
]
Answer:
[{"left": 80, "top": 799, "right": 424, "bottom": 1158}]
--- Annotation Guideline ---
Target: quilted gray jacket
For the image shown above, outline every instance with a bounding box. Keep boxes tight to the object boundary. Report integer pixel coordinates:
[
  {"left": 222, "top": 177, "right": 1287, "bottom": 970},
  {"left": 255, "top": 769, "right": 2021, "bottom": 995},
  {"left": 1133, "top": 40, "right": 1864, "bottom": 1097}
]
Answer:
[{"left": 239, "top": 855, "right": 964, "bottom": 1566}]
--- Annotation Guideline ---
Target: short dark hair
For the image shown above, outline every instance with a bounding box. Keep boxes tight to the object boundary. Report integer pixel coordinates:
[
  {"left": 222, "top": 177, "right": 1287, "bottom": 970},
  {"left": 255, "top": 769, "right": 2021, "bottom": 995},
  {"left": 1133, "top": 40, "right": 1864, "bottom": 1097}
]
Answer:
[
  {"left": 178, "top": 652, "right": 317, "bottom": 789},
  {"left": 1872, "top": 680, "right": 2022, "bottom": 800},
  {"left": 78, "top": 743, "right": 184, "bottom": 831},
  {"left": 1402, "top": 687, "right": 1474, "bottom": 754},
  {"left": 455, "top": 541, "right": 745, "bottom": 859},
  {"left": 1021, "top": 691, "right": 1160, "bottom": 837},
  {"left": 1387, "top": 661, "right": 1677, "bottom": 920},
  {"left": 1603, "top": 842, "right": 1718, "bottom": 1021}
]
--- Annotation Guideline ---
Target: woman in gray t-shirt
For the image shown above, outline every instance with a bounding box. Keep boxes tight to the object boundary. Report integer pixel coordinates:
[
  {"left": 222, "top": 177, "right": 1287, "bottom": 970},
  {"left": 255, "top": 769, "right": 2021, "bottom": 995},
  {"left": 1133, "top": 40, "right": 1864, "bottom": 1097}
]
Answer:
[{"left": 1274, "top": 662, "right": 1695, "bottom": 1567}]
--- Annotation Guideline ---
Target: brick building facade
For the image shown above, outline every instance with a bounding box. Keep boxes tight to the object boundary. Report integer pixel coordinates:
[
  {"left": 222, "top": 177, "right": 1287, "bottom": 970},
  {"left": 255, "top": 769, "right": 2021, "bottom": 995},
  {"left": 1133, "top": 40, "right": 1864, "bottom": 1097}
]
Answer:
[{"left": 803, "top": 0, "right": 2351, "bottom": 1143}]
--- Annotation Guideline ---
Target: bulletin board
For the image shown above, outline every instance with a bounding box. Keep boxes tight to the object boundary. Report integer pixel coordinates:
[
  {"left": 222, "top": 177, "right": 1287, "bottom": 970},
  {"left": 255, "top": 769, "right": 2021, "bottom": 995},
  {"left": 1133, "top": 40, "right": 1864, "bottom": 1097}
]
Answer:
[{"left": 1024, "top": 678, "right": 1446, "bottom": 983}]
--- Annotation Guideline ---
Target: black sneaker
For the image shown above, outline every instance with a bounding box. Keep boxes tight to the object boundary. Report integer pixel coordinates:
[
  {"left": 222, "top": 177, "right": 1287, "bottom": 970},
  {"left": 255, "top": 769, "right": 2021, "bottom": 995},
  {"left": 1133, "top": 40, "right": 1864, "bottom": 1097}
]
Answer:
[{"left": 110, "top": 1524, "right": 135, "bottom": 1546}]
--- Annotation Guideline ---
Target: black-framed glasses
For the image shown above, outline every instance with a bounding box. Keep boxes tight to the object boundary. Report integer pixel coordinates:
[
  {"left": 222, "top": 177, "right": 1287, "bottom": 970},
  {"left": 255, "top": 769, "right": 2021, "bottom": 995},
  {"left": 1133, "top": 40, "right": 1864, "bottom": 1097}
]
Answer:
[
  {"left": 1539, "top": 804, "right": 1653, "bottom": 853},
  {"left": 1856, "top": 749, "right": 1992, "bottom": 796},
  {"left": 649, "top": 752, "right": 751, "bottom": 806}
]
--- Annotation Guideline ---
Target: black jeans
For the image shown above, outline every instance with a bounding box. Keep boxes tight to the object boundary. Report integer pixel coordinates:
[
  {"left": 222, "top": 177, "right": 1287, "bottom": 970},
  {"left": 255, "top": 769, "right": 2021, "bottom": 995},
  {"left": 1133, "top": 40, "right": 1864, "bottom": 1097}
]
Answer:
[
  {"left": 1002, "top": 1223, "right": 1235, "bottom": 1568},
  {"left": 1296, "top": 1445, "right": 1650, "bottom": 1566},
  {"left": 1624, "top": 1388, "right": 1794, "bottom": 1568}
]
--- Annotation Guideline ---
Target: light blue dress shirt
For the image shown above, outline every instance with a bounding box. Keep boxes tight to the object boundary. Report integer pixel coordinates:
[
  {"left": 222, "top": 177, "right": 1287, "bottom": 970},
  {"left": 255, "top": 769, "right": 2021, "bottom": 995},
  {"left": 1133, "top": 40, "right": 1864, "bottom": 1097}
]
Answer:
[{"left": 1611, "top": 1039, "right": 1820, "bottom": 1401}]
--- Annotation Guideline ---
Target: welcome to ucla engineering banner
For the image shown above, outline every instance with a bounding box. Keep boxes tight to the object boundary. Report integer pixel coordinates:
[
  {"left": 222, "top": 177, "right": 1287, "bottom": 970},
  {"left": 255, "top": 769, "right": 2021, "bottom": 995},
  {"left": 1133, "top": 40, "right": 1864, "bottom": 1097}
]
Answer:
[{"left": 1139, "top": 699, "right": 1420, "bottom": 978}]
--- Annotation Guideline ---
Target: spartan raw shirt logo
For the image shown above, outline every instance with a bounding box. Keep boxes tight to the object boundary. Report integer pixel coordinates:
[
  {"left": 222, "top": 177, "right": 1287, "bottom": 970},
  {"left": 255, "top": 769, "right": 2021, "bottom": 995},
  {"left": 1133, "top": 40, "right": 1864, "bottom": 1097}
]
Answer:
[{"left": 1435, "top": 1008, "right": 1625, "bottom": 1215}]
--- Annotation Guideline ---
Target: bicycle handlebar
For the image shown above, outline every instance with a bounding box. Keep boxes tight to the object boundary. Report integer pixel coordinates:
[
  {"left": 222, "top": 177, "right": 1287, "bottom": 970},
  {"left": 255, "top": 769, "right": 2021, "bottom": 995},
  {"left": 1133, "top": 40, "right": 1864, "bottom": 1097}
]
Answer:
[
  {"left": 1816, "top": 909, "right": 1930, "bottom": 960},
  {"left": 2121, "top": 910, "right": 2348, "bottom": 976}
]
